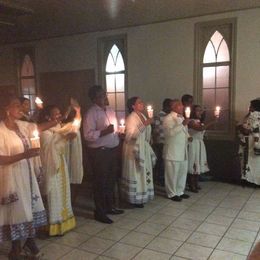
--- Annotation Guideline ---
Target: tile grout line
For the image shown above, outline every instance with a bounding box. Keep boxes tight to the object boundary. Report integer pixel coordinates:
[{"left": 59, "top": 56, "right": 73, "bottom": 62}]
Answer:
[{"left": 206, "top": 185, "right": 256, "bottom": 259}]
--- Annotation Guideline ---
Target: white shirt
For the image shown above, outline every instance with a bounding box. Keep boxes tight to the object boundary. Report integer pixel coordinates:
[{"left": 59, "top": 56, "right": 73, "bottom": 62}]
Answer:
[{"left": 83, "top": 104, "right": 119, "bottom": 148}]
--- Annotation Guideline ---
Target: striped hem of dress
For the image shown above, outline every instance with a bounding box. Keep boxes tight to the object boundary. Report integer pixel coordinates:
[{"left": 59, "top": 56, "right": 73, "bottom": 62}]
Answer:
[
  {"left": 0, "top": 210, "right": 47, "bottom": 242},
  {"left": 121, "top": 178, "right": 154, "bottom": 204}
]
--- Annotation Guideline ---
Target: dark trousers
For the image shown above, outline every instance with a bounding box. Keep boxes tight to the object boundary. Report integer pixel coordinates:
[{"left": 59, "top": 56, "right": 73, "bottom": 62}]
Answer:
[
  {"left": 153, "top": 143, "right": 165, "bottom": 186},
  {"left": 88, "top": 146, "right": 118, "bottom": 216}
]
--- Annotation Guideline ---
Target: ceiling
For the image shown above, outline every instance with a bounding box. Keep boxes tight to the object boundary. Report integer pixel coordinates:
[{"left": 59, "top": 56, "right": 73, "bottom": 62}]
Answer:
[{"left": 1, "top": 0, "right": 260, "bottom": 45}]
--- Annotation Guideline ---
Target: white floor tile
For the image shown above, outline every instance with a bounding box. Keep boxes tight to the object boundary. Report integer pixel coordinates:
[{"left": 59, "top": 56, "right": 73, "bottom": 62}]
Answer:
[
  {"left": 146, "top": 237, "right": 182, "bottom": 254},
  {"left": 187, "top": 232, "right": 222, "bottom": 248},
  {"left": 175, "top": 242, "right": 213, "bottom": 260},
  {"left": 96, "top": 226, "right": 130, "bottom": 241},
  {"left": 60, "top": 249, "right": 98, "bottom": 260},
  {"left": 197, "top": 222, "right": 228, "bottom": 236},
  {"left": 103, "top": 242, "right": 142, "bottom": 260},
  {"left": 120, "top": 231, "right": 155, "bottom": 247},
  {"left": 170, "top": 217, "right": 202, "bottom": 231},
  {"left": 159, "top": 227, "right": 193, "bottom": 242},
  {"left": 134, "top": 222, "right": 167, "bottom": 235},
  {"left": 80, "top": 236, "right": 115, "bottom": 254},
  {"left": 225, "top": 227, "right": 257, "bottom": 242},
  {"left": 231, "top": 218, "right": 260, "bottom": 232},
  {"left": 209, "top": 249, "right": 247, "bottom": 260},
  {"left": 133, "top": 249, "right": 171, "bottom": 260},
  {"left": 55, "top": 231, "right": 90, "bottom": 247},
  {"left": 217, "top": 237, "right": 252, "bottom": 255}
]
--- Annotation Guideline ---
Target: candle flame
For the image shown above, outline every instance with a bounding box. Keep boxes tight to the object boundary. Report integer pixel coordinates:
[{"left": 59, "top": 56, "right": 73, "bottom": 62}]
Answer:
[
  {"left": 32, "top": 129, "right": 39, "bottom": 139},
  {"left": 72, "top": 119, "right": 81, "bottom": 127},
  {"left": 147, "top": 105, "right": 153, "bottom": 111},
  {"left": 185, "top": 107, "right": 191, "bottom": 118},
  {"left": 120, "top": 119, "right": 125, "bottom": 126},
  {"left": 35, "top": 97, "right": 43, "bottom": 104}
]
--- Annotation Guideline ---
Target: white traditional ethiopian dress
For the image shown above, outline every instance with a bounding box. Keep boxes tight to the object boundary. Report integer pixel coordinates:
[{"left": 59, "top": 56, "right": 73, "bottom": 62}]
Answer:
[
  {"left": 188, "top": 119, "right": 209, "bottom": 175},
  {"left": 0, "top": 120, "right": 46, "bottom": 242},
  {"left": 121, "top": 112, "right": 156, "bottom": 204},
  {"left": 40, "top": 121, "right": 81, "bottom": 236},
  {"left": 240, "top": 111, "right": 260, "bottom": 185}
]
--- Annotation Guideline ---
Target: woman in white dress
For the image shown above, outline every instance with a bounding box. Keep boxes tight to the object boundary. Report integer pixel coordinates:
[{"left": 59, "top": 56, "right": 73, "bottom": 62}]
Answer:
[
  {"left": 0, "top": 92, "right": 46, "bottom": 259},
  {"left": 39, "top": 104, "right": 81, "bottom": 236},
  {"left": 239, "top": 99, "right": 260, "bottom": 185},
  {"left": 188, "top": 105, "right": 214, "bottom": 192},
  {"left": 121, "top": 97, "right": 156, "bottom": 208}
]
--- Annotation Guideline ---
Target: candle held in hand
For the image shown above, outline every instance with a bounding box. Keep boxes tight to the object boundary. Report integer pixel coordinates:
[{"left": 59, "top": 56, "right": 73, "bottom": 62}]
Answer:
[
  {"left": 35, "top": 97, "right": 43, "bottom": 109},
  {"left": 214, "top": 106, "right": 221, "bottom": 118},
  {"left": 119, "top": 119, "right": 125, "bottom": 134},
  {"left": 185, "top": 107, "right": 191, "bottom": 118},
  {"left": 30, "top": 129, "right": 40, "bottom": 148},
  {"left": 147, "top": 105, "right": 154, "bottom": 118}
]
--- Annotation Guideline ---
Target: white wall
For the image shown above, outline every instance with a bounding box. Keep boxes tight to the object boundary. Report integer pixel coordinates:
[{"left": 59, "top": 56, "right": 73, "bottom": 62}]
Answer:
[{"left": 0, "top": 8, "right": 260, "bottom": 122}]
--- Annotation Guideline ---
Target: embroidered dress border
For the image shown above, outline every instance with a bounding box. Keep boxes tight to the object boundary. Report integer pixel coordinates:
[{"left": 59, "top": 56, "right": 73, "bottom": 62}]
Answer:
[
  {"left": 0, "top": 210, "right": 47, "bottom": 242},
  {"left": 121, "top": 177, "right": 154, "bottom": 204},
  {"left": 1, "top": 192, "right": 19, "bottom": 205}
]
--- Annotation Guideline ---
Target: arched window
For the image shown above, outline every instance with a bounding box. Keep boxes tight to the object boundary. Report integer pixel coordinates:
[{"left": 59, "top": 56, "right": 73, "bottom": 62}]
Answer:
[
  {"left": 105, "top": 44, "right": 126, "bottom": 120},
  {"left": 195, "top": 19, "right": 236, "bottom": 138},
  {"left": 20, "top": 53, "right": 37, "bottom": 113}
]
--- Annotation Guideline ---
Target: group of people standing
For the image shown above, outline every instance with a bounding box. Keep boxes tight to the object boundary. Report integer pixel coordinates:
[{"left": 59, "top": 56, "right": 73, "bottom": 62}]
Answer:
[
  {"left": 153, "top": 95, "right": 213, "bottom": 201},
  {"left": 0, "top": 92, "right": 83, "bottom": 259},
  {"left": 83, "top": 87, "right": 212, "bottom": 224},
  {"left": 1, "top": 84, "right": 259, "bottom": 260}
]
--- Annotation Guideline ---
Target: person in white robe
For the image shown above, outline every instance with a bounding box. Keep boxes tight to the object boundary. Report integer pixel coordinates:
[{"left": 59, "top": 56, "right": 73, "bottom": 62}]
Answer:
[
  {"left": 40, "top": 104, "right": 81, "bottom": 236},
  {"left": 121, "top": 97, "right": 156, "bottom": 208},
  {"left": 187, "top": 105, "right": 215, "bottom": 192},
  {"left": 0, "top": 93, "right": 46, "bottom": 259},
  {"left": 163, "top": 100, "right": 191, "bottom": 202},
  {"left": 239, "top": 99, "right": 260, "bottom": 185}
]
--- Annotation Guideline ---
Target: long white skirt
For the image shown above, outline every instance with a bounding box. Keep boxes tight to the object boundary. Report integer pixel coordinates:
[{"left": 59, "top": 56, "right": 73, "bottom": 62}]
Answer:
[
  {"left": 47, "top": 154, "right": 76, "bottom": 236},
  {"left": 121, "top": 142, "right": 154, "bottom": 204},
  {"left": 188, "top": 139, "right": 209, "bottom": 175},
  {"left": 241, "top": 136, "right": 260, "bottom": 185},
  {"left": 0, "top": 159, "right": 46, "bottom": 242}
]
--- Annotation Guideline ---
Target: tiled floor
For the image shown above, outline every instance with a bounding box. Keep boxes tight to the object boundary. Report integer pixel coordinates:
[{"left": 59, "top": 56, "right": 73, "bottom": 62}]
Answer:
[{"left": 1, "top": 181, "right": 260, "bottom": 260}]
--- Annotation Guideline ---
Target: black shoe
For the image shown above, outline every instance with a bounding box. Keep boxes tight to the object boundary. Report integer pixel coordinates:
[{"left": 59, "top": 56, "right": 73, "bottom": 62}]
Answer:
[
  {"left": 180, "top": 194, "right": 190, "bottom": 199},
  {"left": 170, "top": 196, "right": 182, "bottom": 202},
  {"left": 189, "top": 187, "right": 198, "bottom": 193},
  {"left": 94, "top": 212, "right": 113, "bottom": 224},
  {"left": 107, "top": 208, "right": 124, "bottom": 215},
  {"left": 133, "top": 203, "right": 144, "bottom": 208}
]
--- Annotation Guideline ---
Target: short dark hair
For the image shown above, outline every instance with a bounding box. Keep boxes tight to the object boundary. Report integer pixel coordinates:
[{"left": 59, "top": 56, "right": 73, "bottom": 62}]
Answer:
[
  {"left": 88, "top": 85, "right": 104, "bottom": 102},
  {"left": 38, "top": 105, "right": 58, "bottom": 123},
  {"left": 0, "top": 91, "right": 18, "bottom": 120},
  {"left": 251, "top": 99, "right": 260, "bottom": 112},
  {"left": 190, "top": 105, "right": 201, "bottom": 119},
  {"left": 162, "top": 98, "right": 172, "bottom": 110},
  {"left": 127, "top": 96, "right": 139, "bottom": 113},
  {"left": 181, "top": 94, "right": 193, "bottom": 104}
]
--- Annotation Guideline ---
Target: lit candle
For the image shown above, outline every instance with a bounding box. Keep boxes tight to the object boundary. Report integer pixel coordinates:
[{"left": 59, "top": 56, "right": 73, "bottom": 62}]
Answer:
[
  {"left": 72, "top": 118, "right": 81, "bottom": 132},
  {"left": 35, "top": 97, "right": 43, "bottom": 109},
  {"left": 214, "top": 106, "right": 221, "bottom": 118},
  {"left": 147, "top": 105, "right": 154, "bottom": 118},
  {"left": 185, "top": 107, "right": 191, "bottom": 118},
  {"left": 119, "top": 119, "right": 125, "bottom": 134},
  {"left": 30, "top": 129, "right": 40, "bottom": 148}
]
